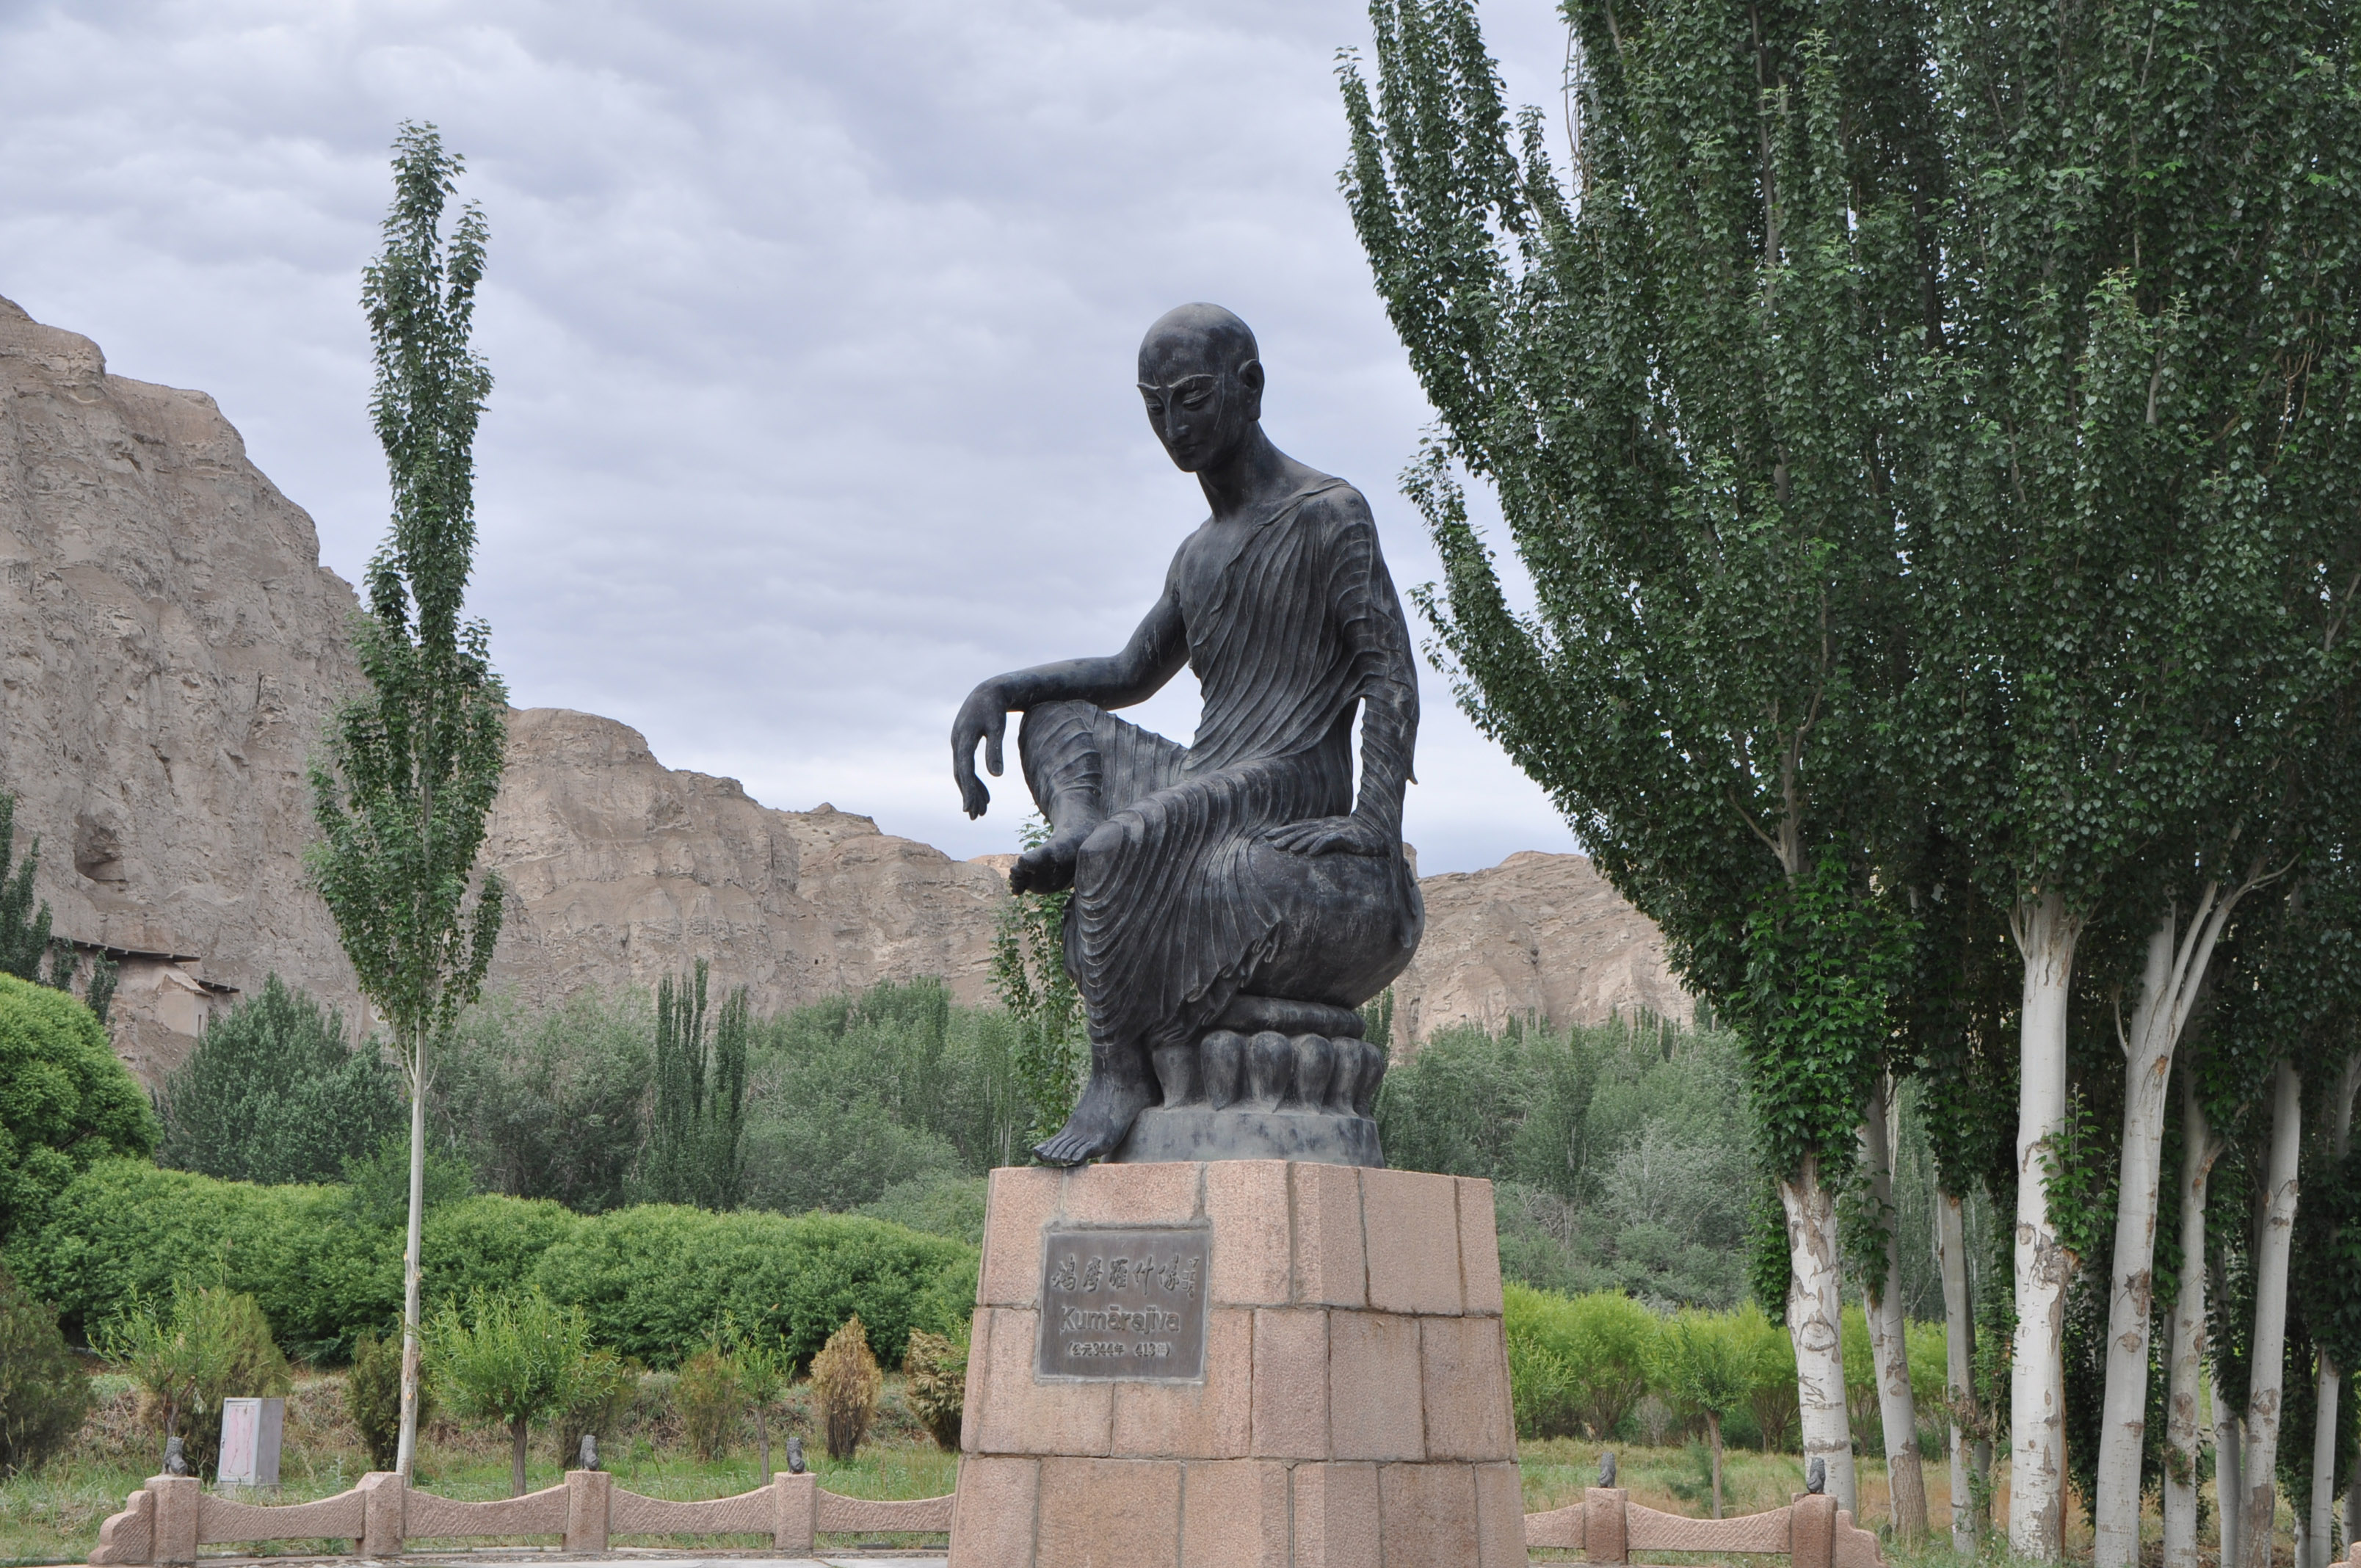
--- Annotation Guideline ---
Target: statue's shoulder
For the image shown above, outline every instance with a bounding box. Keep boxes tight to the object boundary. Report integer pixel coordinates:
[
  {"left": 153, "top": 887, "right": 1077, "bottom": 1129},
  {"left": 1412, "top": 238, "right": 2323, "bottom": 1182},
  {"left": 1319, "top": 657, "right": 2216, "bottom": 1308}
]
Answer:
[{"left": 1294, "top": 475, "right": 1376, "bottom": 533}]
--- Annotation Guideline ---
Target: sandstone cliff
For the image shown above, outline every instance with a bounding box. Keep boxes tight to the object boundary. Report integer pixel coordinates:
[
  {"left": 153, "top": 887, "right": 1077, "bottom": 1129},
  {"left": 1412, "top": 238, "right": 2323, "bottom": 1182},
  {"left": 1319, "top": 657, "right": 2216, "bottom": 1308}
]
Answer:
[{"left": 0, "top": 293, "right": 1685, "bottom": 1084}]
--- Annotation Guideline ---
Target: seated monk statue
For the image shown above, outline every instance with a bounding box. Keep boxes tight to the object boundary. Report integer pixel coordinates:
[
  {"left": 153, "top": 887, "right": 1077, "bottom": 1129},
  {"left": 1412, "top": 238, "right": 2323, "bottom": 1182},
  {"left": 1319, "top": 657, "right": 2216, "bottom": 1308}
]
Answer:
[{"left": 951, "top": 302, "right": 1424, "bottom": 1166}]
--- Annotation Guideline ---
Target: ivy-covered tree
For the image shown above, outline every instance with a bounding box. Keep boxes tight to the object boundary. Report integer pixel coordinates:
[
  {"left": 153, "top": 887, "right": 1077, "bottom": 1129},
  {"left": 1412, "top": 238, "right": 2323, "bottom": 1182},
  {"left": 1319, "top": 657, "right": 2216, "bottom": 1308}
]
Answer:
[
  {"left": 991, "top": 816, "right": 1086, "bottom": 1154},
  {"left": 1341, "top": 0, "right": 1945, "bottom": 1515},
  {"left": 1892, "top": 2, "right": 2361, "bottom": 1552},
  {"left": 308, "top": 121, "right": 506, "bottom": 1479}
]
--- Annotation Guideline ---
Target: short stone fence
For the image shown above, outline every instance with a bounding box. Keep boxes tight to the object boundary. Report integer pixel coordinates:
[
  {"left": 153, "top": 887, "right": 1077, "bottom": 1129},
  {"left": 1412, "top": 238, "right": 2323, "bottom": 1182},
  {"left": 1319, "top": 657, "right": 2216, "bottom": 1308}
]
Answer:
[
  {"left": 87, "top": 1470, "right": 953, "bottom": 1564},
  {"left": 90, "top": 1467, "right": 1888, "bottom": 1564},
  {"left": 1520, "top": 1487, "right": 1887, "bottom": 1567}
]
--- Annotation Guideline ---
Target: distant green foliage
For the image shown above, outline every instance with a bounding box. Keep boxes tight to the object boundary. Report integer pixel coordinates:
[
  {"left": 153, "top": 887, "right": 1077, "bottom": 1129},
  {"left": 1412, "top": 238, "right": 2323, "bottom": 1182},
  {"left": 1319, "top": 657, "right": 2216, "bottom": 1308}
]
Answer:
[
  {"left": 0, "top": 973, "right": 155, "bottom": 1246},
  {"left": 348, "top": 1328, "right": 437, "bottom": 1470},
  {"left": 638, "top": 962, "right": 749, "bottom": 1211},
  {"left": 436, "top": 988, "right": 649, "bottom": 1213},
  {"left": 856, "top": 1174, "right": 989, "bottom": 1247},
  {"left": 0, "top": 1264, "right": 90, "bottom": 1476},
  {"left": 1384, "top": 1015, "right": 1752, "bottom": 1306},
  {"left": 0, "top": 795, "right": 68, "bottom": 988},
  {"left": 95, "top": 1282, "right": 291, "bottom": 1476},
  {"left": 744, "top": 980, "right": 1031, "bottom": 1210},
  {"left": 156, "top": 976, "right": 404, "bottom": 1186},
  {"left": 338, "top": 1133, "right": 474, "bottom": 1230}
]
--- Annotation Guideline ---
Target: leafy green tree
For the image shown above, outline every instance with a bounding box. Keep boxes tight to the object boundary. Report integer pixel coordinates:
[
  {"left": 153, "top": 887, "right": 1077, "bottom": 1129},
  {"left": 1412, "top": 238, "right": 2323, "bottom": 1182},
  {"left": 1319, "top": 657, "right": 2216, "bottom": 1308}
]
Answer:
[
  {"left": 0, "top": 1263, "right": 92, "bottom": 1476},
  {"left": 308, "top": 120, "right": 506, "bottom": 1480},
  {"left": 0, "top": 795, "right": 69, "bottom": 988},
  {"left": 639, "top": 962, "right": 748, "bottom": 1210},
  {"left": 0, "top": 973, "right": 154, "bottom": 1246},
  {"left": 427, "top": 1290, "right": 587, "bottom": 1495},
  {"left": 1652, "top": 1307, "right": 1777, "bottom": 1517},
  {"left": 1340, "top": 0, "right": 1947, "bottom": 1513},
  {"left": 155, "top": 976, "right": 404, "bottom": 1185},
  {"left": 719, "top": 1310, "right": 792, "bottom": 1478},
  {"left": 436, "top": 990, "right": 649, "bottom": 1213}
]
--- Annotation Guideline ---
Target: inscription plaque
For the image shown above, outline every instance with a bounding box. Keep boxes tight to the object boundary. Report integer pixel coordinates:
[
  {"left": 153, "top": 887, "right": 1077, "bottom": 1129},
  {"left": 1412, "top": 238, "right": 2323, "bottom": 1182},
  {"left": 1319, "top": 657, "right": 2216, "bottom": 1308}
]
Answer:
[{"left": 1035, "top": 1224, "right": 1211, "bottom": 1382}]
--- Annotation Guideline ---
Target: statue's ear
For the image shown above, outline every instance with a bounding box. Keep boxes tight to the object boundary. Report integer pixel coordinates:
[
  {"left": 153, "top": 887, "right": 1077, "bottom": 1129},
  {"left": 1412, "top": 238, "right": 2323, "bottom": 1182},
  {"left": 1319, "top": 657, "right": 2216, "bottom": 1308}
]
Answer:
[{"left": 1237, "top": 359, "right": 1265, "bottom": 420}]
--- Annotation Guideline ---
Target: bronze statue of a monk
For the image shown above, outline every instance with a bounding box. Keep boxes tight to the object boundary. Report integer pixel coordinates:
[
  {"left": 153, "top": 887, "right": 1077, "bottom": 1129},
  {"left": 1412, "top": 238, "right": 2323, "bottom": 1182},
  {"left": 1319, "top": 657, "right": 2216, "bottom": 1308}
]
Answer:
[{"left": 951, "top": 303, "right": 1423, "bottom": 1165}]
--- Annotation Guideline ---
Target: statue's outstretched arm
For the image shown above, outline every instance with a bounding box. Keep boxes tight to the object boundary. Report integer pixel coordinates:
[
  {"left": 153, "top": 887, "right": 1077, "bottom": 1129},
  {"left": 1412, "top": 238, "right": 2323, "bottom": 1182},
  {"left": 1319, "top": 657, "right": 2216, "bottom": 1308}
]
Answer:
[{"left": 952, "top": 589, "right": 1186, "bottom": 818}]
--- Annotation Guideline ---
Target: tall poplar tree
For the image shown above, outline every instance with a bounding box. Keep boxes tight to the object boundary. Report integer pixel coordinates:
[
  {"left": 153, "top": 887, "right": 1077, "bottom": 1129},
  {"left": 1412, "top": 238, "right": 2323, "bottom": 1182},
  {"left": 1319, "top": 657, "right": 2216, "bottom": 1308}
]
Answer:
[
  {"left": 308, "top": 121, "right": 506, "bottom": 1481},
  {"left": 1341, "top": 0, "right": 1943, "bottom": 1517}
]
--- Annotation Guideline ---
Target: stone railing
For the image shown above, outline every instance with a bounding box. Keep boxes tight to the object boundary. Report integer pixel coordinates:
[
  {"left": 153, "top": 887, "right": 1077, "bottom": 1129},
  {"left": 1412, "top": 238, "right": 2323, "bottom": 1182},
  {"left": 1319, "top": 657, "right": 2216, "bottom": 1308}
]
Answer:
[
  {"left": 87, "top": 1469, "right": 954, "bottom": 1564},
  {"left": 1522, "top": 1486, "right": 1887, "bottom": 1567}
]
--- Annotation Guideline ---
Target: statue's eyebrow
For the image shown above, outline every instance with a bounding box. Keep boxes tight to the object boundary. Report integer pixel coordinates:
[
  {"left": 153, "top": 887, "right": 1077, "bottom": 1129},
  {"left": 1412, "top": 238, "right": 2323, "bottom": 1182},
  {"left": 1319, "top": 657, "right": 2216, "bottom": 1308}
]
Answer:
[{"left": 1137, "top": 374, "right": 1219, "bottom": 396}]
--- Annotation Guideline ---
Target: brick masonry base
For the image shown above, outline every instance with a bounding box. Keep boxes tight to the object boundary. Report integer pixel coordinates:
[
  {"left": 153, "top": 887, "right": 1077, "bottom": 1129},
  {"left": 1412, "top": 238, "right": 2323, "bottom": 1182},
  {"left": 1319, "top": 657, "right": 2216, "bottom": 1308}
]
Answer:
[{"left": 946, "top": 1161, "right": 1521, "bottom": 1568}]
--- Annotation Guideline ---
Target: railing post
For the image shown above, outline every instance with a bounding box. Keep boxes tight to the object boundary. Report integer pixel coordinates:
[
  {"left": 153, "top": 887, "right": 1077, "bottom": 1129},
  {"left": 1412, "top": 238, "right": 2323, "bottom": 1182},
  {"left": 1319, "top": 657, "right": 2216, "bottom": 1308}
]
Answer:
[
  {"left": 565, "top": 1470, "right": 612, "bottom": 1553},
  {"left": 772, "top": 1471, "right": 816, "bottom": 1553},
  {"left": 356, "top": 1472, "right": 405, "bottom": 1558},
  {"left": 148, "top": 1478, "right": 199, "bottom": 1567},
  {"left": 1585, "top": 1487, "right": 1630, "bottom": 1565},
  {"left": 1792, "top": 1492, "right": 1838, "bottom": 1568}
]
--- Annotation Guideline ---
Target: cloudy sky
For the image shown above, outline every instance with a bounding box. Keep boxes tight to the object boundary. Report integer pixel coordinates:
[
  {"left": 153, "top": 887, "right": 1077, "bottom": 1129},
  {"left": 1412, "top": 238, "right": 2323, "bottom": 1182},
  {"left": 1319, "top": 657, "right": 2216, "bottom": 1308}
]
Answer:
[{"left": 0, "top": 0, "right": 1582, "bottom": 874}]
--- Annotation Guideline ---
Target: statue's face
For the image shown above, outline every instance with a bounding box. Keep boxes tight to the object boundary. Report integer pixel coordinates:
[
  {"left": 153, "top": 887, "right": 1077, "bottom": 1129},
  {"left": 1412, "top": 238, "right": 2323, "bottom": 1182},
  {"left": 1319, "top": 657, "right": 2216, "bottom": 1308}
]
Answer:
[{"left": 1138, "top": 334, "right": 1261, "bottom": 473}]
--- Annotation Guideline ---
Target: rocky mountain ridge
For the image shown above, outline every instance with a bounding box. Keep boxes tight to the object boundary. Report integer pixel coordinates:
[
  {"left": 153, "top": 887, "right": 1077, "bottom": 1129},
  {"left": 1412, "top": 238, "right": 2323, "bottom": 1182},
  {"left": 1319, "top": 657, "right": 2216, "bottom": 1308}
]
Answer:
[{"left": 0, "top": 294, "right": 1688, "bottom": 1086}]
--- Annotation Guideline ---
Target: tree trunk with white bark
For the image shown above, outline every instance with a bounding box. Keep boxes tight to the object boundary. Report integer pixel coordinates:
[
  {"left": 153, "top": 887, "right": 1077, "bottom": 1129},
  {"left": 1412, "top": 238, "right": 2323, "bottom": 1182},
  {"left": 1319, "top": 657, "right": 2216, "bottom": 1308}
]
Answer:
[
  {"left": 2240, "top": 1059, "right": 2304, "bottom": 1568},
  {"left": 2164, "top": 1076, "right": 2224, "bottom": 1568},
  {"left": 1862, "top": 1075, "right": 1929, "bottom": 1541},
  {"left": 1936, "top": 1188, "right": 1985, "bottom": 1552},
  {"left": 2305, "top": 1053, "right": 2358, "bottom": 1568},
  {"left": 2097, "top": 899, "right": 2236, "bottom": 1568},
  {"left": 2011, "top": 890, "right": 2081, "bottom": 1559},
  {"left": 1782, "top": 1153, "right": 1860, "bottom": 1518},
  {"left": 394, "top": 1041, "right": 428, "bottom": 1479}
]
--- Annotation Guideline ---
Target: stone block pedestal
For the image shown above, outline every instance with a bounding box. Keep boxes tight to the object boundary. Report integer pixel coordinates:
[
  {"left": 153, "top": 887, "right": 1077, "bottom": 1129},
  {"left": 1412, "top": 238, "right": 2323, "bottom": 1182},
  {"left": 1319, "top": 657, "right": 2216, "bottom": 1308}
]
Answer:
[{"left": 948, "top": 1160, "right": 1522, "bottom": 1568}]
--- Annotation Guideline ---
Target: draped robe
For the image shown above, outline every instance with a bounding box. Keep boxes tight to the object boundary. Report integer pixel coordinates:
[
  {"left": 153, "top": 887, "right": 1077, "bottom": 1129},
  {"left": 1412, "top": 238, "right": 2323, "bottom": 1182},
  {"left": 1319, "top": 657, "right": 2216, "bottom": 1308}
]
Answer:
[{"left": 1018, "top": 476, "right": 1422, "bottom": 1056}]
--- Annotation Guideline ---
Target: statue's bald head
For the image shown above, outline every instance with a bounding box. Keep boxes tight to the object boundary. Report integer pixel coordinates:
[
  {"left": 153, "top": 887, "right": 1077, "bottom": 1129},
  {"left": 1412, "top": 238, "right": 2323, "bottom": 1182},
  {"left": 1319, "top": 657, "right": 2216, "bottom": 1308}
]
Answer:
[
  {"left": 1139, "top": 302, "right": 1259, "bottom": 380},
  {"left": 1137, "top": 303, "right": 1264, "bottom": 473}
]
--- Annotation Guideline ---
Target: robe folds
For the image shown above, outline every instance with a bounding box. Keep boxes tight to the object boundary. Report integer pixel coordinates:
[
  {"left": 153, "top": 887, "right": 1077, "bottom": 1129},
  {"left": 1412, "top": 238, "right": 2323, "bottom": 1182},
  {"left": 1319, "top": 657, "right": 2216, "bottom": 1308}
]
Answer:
[{"left": 1018, "top": 476, "right": 1422, "bottom": 1056}]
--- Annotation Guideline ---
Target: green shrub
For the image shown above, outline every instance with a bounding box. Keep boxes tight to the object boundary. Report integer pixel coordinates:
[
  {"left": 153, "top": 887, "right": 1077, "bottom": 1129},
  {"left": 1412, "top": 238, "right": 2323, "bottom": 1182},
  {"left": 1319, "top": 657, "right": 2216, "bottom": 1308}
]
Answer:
[
  {"left": 674, "top": 1346, "right": 741, "bottom": 1460},
  {"left": 429, "top": 1291, "right": 592, "bottom": 1496},
  {"left": 348, "top": 1328, "right": 437, "bottom": 1471},
  {"left": 809, "top": 1315, "right": 882, "bottom": 1461},
  {"left": 438, "top": 989, "right": 651, "bottom": 1213},
  {"left": 1502, "top": 1284, "right": 1658, "bottom": 1440},
  {"left": 902, "top": 1329, "right": 966, "bottom": 1451},
  {"left": 10, "top": 1161, "right": 975, "bottom": 1373},
  {"left": 156, "top": 976, "right": 402, "bottom": 1186},
  {"left": 528, "top": 1205, "right": 973, "bottom": 1370},
  {"left": 95, "top": 1283, "right": 291, "bottom": 1476},
  {"left": 0, "top": 973, "right": 155, "bottom": 1246},
  {"left": 0, "top": 1264, "right": 92, "bottom": 1476}
]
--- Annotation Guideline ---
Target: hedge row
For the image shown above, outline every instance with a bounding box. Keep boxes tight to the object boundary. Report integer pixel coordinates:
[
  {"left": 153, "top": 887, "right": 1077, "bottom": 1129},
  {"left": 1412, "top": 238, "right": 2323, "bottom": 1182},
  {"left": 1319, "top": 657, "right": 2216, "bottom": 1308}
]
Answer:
[{"left": 4, "top": 1159, "right": 977, "bottom": 1369}]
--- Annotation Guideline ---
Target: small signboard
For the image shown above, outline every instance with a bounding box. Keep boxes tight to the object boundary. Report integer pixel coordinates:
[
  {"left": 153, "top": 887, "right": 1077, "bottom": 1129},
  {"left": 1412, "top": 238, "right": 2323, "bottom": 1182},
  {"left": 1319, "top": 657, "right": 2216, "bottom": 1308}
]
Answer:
[
  {"left": 217, "top": 1397, "right": 283, "bottom": 1488},
  {"left": 1034, "top": 1224, "right": 1210, "bottom": 1383}
]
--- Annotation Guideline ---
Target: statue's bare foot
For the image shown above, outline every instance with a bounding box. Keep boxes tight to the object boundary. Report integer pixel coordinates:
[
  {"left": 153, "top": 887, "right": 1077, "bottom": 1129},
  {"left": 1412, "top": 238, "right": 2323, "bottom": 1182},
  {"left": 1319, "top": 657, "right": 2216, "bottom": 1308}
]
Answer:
[
  {"left": 1009, "top": 817, "right": 1098, "bottom": 895},
  {"left": 1032, "top": 1071, "right": 1156, "bottom": 1166}
]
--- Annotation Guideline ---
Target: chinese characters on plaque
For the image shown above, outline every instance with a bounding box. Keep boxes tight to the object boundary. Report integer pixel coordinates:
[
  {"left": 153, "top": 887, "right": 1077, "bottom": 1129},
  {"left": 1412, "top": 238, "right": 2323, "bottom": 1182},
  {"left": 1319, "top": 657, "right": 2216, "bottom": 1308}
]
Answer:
[{"left": 1034, "top": 1224, "right": 1211, "bottom": 1382}]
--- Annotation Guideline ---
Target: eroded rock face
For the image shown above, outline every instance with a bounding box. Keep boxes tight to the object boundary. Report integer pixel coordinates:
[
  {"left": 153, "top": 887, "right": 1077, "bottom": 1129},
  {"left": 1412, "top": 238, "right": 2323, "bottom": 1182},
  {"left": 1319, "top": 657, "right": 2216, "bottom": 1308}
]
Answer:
[
  {"left": 0, "top": 294, "right": 1687, "bottom": 1084},
  {"left": 0, "top": 294, "right": 369, "bottom": 1084},
  {"left": 1388, "top": 850, "right": 1692, "bottom": 1048}
]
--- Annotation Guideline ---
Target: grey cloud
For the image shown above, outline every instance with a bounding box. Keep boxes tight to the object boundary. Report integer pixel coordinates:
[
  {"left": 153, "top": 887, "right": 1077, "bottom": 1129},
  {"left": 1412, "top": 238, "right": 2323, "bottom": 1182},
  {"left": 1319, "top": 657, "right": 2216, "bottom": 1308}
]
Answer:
[{"left": 0, "top": 0, "right": 1581, "bottom": 874}]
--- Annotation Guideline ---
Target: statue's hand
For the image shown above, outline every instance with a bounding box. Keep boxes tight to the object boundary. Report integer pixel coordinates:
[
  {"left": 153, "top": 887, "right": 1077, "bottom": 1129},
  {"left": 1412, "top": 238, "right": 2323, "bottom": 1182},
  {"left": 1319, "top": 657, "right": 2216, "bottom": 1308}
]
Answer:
[
  {"left": 1263, "top": 815, "right": 1391, "bottom": 857},
  {"left": 951, "top": 680, "right": 1011, "bottom": 819}
]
